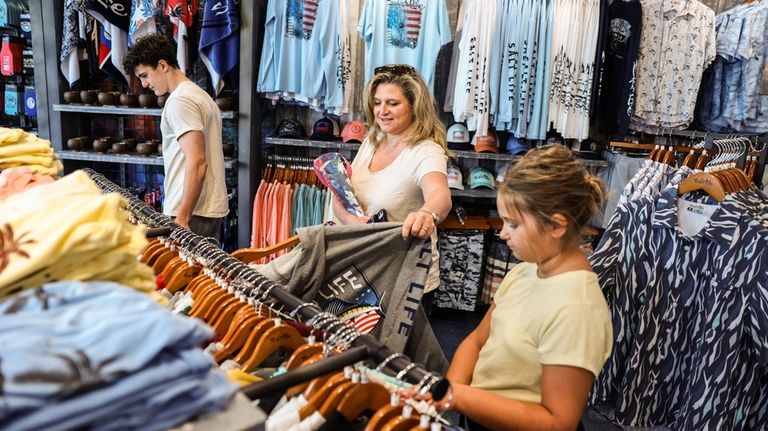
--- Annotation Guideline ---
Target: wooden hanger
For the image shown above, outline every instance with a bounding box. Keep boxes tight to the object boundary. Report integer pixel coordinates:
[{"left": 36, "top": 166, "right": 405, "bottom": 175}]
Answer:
[
  {"left": 336, "top": 379, "right": 391, "bottom": 422},
  {"left": 164, "top": 263, "right": 202, "bottom": 294},
  {"left": 285, "top": 342, "right": 324, "bottom": 370},
  {"left": 316, "top": 381, "right": 356, "bottom": 419},
  {"left": 241, "top": 322, "right": 306, "bottom": 372},
  {"left": 682, "top": 149, "right": 697, "bottom": 168},
  {"left": 380, "top": 406, "right": 420, "bottom": 431},
  {"left": 198, "top": 291, "right": 237, "bottom": 323},
  {"left": 365, "top": 400, "right": 403, "bottom": 431},
  {"left": 145, "top": 244, "right": 172, "bottom": 268},
  {"left": 205, "top": 295, "right": 241, "bottom": 330},
  {"left": 189, "top": 287, "right": 229, "bottom": 318},
  {"left": 158, "top": 255, "right": 185, "bottom": 283},
  {"left": 661, "top": 146, "right": 676, "bottom": 166},
  {"left": 694, "top": 150, "right": 710, "bottom": 170},
  {"left": 232, "top": 235, "right": 300, "bottom": 264},
  {"left": 297, "top": 371, "right": 351, "bottom": 419},
  {"left": 140, "top": 240, "right": 163, "bottom": 264},
  {"left": 284, "top": 352, "right": 328, "bottom": 398},
  {"left": 678, "top": 172, "right": 727, "bottom": 202},
  {"left": 151, "top": 249, "right": 178, "bottom": 275},
  {"left": 232, "top": 318, "right": 278, "bottom": 364},
  {"left": 213, "top": 312, "right": 266, "bottom": 363}
]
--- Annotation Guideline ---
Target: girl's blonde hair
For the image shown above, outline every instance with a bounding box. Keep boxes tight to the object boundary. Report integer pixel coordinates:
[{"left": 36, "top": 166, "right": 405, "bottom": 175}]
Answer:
[
  {"left": 362, "top": 69, "right": 448, "bottom": 153},
  {"left": 498, "top": 145, "right": 606, "bottom": 242}
]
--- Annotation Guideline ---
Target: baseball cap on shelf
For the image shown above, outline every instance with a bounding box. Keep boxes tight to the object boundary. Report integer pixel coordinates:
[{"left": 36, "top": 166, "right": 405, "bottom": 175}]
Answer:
[
  {"left": 468, "top": 167, "right": 496, "bottom": 189},
  {"left": 571, "top": 138, "right": 604, "bottom": 160},
  {"left": 447, "top": 123, "right": 471, "bottom": 150},
  {"left": 275, "top": 119, "right": 306, "bottom": 139},
  {"left": 310, "top": 116, "right": 341, "bottom": 141},
  {"left": 506, "top": 135, "right": 530, "bottom": 155},
  {"left": 472, "top": 130, "right": 499, "bottom": 153},
  {"left": 341, "top": 120, "right": 367, "bottom": 143},
  {"left": 447, "top": 162, "right": 464, "bottom": 190}
]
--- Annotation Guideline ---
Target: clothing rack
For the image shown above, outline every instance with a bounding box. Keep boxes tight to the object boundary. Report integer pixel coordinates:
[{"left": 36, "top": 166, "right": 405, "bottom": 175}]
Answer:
[
  {"left": 81, "top": 168, "right": 445, "bottom": 399},
  {"left": 610, "top": 134, "right": 768, "bottom": 184},
  {"left": 266, "top": 154, "right": 315, "bottom": 165}
]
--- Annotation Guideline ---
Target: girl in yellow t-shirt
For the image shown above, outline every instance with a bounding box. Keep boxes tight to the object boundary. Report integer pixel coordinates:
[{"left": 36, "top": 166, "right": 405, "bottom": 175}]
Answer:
[{"left": 411, "top": 145, "right": 613, "bottom": 431}]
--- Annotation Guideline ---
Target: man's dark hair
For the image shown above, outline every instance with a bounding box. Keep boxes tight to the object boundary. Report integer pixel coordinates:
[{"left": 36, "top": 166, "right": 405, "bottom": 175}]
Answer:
[{"left": 123, "top": 34, "right": 180, "bottom": 73}]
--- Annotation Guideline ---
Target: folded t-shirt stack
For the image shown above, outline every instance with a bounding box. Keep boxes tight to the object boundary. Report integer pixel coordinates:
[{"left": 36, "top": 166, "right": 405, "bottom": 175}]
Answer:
[
  {"left": 0, "top": 170, "right": 155, "bottom": 298},
  {"left": 0, "top": 166, "right": 55, "bottom": 200},
  {"left": 0, "top": 127, "right": 63, "bottom": 177},
  {"left": 0, "top": 281, "right": 238, "bottom": 431}
]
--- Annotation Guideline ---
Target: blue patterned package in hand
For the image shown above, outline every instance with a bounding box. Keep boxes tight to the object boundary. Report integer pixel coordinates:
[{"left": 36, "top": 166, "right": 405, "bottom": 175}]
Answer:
[{"left": 313, "top": 152, "right": 364, "bottom": 216}]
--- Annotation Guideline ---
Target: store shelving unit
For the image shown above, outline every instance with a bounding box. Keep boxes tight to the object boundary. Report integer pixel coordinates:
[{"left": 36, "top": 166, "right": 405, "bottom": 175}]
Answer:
[
  {"left": 31, "top": 0, "right": 263, "bottom": 247},
  {"left": 52, "top": 103, "right": 237, "bottom": 119}
]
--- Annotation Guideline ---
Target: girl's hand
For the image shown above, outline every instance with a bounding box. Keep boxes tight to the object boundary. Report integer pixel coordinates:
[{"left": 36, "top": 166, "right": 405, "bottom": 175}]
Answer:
[{"left": 399, "top": 381, "right": 458, "bottom": 412}]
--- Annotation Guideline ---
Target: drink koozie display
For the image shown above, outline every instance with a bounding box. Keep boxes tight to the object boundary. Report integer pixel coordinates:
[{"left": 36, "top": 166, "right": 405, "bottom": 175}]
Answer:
[
  {"left": 5, "top": 82, "right": 20, "bottom": 116},
  {"left": 23, "top": 84, "right": 34, "bottom": 117},
  {"left": 1, "top": 36, "right": 24, "bottom": 76}
]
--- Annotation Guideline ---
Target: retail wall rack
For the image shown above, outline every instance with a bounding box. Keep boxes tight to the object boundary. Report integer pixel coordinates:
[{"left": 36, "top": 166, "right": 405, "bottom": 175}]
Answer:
[{"left": 29, "top": 0, "right": 264, "bottom": 248}]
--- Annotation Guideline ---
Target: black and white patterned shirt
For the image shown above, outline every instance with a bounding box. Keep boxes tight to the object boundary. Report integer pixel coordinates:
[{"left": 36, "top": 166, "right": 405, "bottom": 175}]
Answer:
[{"left": 590, "top": 179, "right": 768, "bottom": 429}]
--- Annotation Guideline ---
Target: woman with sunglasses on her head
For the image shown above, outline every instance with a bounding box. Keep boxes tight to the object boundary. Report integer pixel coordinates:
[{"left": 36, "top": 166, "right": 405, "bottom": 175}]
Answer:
[
  {"left": 405, "top": 145, "right": 612, "bottom": 431},
  {"left": 332, "top": 64, "right": 452, "bottom": 295}
]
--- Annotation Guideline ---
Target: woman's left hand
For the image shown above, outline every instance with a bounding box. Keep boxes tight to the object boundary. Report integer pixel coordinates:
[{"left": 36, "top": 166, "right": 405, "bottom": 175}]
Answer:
[{"left": 402, "top": 210, "right": 436, "bottom": 240}]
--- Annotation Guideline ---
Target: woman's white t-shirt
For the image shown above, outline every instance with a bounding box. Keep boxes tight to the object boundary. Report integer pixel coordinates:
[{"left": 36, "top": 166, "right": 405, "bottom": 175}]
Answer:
[{"left": 347, "top": 138, "right": 447, "bottom": 292}]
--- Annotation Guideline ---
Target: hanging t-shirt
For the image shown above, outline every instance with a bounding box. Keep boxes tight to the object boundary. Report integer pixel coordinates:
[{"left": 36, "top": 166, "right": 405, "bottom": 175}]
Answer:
[
  {"left": 255, "top": 222, "right": 449, "bottom": 373},
  {"left": 449, "top": 0, "right": 496, "bottom": 134},
  {"left": 258, "top": 0, "right": 343, "bottom": 112},
  {"left": 358, "top": 0, "right": 452, "bottom": 91},
  {"left": 597, "top": 0, "right": 642, "bottom": 136}
]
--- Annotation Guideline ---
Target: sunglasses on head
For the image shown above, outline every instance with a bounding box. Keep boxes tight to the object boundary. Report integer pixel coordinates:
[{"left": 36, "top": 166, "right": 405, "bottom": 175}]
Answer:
[{"left": 374, "top": 64, "right": 417, "bottom": 76}]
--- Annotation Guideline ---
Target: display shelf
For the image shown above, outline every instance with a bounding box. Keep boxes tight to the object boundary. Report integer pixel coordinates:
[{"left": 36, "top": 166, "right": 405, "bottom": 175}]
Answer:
[
  {"left": 52, "top": 104, "right": 237, "bottom": 119},
  {"left": 450, "top": 150, "right": 520, "bottom": 161},
  {"left": 265, "top": 137, "right": 608, "bottom": 167},
  {"left": 265, "top": 137, "right": 361, "bottom": 150},
  {"left": 451, "top": 189, "right": 497, "bottom": 199},
  {"left": 59, "top": 150, "right": 236, "bottom": 169}
]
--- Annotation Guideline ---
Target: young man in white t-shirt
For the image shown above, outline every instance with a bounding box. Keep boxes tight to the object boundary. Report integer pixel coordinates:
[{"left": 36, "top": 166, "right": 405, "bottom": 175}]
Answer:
[{"left": 123, "top": 34, "right": 228, "bottom": 241}]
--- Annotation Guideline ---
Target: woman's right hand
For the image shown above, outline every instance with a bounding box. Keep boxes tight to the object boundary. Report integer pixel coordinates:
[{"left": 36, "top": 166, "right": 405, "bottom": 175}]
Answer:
[{"left": 332, "top": 195, "right": 369, "bottom": 224}]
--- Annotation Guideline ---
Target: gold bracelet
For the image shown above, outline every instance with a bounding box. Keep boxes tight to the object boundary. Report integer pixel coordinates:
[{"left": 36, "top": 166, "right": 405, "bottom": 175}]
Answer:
[{"left": 419, "top": 209, "right": 440, "bottom": 225}]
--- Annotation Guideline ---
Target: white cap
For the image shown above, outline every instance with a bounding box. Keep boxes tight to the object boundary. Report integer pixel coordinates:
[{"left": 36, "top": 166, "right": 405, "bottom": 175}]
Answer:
[
  {"left": 447, "top": 163, "right": 464, "bottom": 190},
  {"left": 446, "top": 123, "right": 470, "bottom": 144}
]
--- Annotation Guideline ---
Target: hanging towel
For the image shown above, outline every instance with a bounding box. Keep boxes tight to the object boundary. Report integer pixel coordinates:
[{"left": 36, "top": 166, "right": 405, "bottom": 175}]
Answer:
[
  {"left": 60, "top": 0, "right": 81, "bottom": 87},
  {"left": 198, "top": 0, "right": 239, "bottom": 96},
  {"left": 85, "top": 0, "right": 131, "bottom": 84},
  {"left": 165, "top": 0, "right": 199, "bottom": 74},
  {"left": 128, "top": 0, "right": 159, "bottom": 45},
  {"left": 96, "top": 24, "right": 128, "bottom": 85}
]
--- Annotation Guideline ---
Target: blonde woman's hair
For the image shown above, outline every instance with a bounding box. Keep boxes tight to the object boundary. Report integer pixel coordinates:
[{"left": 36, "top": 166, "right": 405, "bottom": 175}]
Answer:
[
  {"left": 498, "top": 144, "right": 606, "bottom": 242},
  {"left": 362, "top": 68, "right": 448, "bottom": 153}
]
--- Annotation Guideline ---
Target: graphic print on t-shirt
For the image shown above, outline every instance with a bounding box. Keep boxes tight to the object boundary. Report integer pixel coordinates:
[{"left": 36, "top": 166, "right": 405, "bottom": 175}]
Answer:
[
  {"left": 317, "top": 264, "right": 384, "bottom": 334},
  {"left": 285, "top": 0, "right": 319, "bottom": 40},
  {"left": 609, "top": 18, "right": 631, "bottom": 56},
  {"left": 386, "top": 0, "right": 423, "bottom": 49}
]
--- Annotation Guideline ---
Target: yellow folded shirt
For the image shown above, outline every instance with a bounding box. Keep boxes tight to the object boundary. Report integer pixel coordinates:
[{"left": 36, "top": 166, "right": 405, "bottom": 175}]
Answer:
[
  {"left": 0, "top": 171, "right": 154, "bottom": 298},
  {"left": 0, "top": 143, "right": 53, "bottom": 158},
  {"left": 0, "top": 128, "right": 27, "bottom": 146},
  {"left": 0, "top": 154, "right": 54, "bottom": 167}
]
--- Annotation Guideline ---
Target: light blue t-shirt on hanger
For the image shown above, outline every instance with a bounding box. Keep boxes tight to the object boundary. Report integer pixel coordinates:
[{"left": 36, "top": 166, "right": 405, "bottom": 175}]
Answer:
[{"left": 359, "top": 0, "right": 452, "bottom": 91}]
